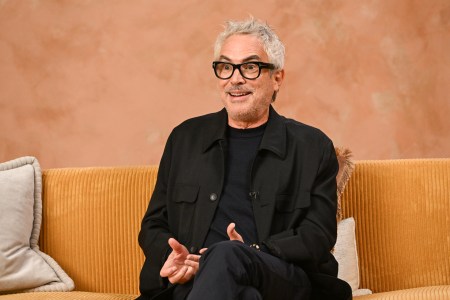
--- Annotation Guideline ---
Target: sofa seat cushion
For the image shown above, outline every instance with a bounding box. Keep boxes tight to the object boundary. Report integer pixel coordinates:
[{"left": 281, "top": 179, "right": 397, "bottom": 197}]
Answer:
[
  {"left": 0, "top": 291, "right": 137, "bottom": 300},
  {"left": 354, "top": 285, "right": 450, "bottom": 299}
]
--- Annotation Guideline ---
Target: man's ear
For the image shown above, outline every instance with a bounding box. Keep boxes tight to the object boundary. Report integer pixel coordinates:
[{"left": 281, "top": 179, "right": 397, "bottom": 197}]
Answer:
[
  {"left": 273, "top": 69, "right": 285, "bottom": 90},
  {"left": 272, "top": 70, "right": 285, "bottom": 102}
]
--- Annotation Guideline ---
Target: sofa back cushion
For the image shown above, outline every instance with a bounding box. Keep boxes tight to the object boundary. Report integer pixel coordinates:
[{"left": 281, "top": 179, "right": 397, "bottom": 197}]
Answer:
[
  {"left": 341, "top": 159, "right": 450, "bottom": 293},
  {"left": 41, "top": 166, "right": 158, "bottom": 295}
]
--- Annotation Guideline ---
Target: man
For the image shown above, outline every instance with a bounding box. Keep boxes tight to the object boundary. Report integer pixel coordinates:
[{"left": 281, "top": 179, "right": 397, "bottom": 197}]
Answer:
[{"left": 137, "top": 18, "right": 352, "bottom": 300}]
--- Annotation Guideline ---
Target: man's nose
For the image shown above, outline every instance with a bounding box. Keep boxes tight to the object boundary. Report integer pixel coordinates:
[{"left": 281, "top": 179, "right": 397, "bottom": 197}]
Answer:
[{"left": 229, "top": 67, "right": 246, "bottom": 84}]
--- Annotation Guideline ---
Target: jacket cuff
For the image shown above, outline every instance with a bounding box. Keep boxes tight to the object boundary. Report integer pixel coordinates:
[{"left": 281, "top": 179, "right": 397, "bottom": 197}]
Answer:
[
  {"left": 159, "top": 246, "right": 172, "bottom": 288},
  {"left": 261, "top": 240, "right": 284, "bottom": 259}
]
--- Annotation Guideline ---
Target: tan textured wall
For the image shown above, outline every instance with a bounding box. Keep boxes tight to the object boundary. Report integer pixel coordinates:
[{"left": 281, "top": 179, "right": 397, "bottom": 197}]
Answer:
[{"left": 1, "top": 0, "right": 449, "bottom": 168}]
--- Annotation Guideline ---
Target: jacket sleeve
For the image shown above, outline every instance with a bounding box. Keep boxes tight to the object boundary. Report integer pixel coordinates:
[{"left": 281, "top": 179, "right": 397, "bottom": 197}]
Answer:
[
  {"left": 138, "top": 132, "right": 175, "bottom": 293},
  {"left": 262, "top": 139, "right": 339, "bottom": 271}
]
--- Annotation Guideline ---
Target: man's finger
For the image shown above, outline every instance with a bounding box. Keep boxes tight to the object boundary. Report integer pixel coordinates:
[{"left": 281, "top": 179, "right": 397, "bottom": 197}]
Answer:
[
  {"left": 183, "top": 266, "right": 195, "bottom": 281},
  {"left": 168, "top": 238, "right": 185, "bottom": 254},
  {"left": 199, "top": 248, "right": 208, "bottom": 254},
  {"left": 186, "top": 254, "right": 201, "bottom": 262},
  {"left": 227, "top": 223, "right": 243, "bottom": 242},
  {"left": 160, "top": 266, "right": 177, "bottom": 277},
  {"left": 168, "top": 266, "right": 188, "bottom": 284},
  {"left": 184, "top": 259, "right": 199, "bottom": 269}
]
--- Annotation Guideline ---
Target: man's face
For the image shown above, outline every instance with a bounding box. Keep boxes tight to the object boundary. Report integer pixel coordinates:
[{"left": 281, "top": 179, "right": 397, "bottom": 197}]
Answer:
[{"left": 217, "top": 34, "right": 284, "bottom": 128}]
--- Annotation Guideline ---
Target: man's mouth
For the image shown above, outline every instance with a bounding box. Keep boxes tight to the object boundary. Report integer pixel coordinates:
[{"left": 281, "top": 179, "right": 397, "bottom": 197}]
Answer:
[{"left": 228, "top": 91, "right": 252, "bottom": 97}]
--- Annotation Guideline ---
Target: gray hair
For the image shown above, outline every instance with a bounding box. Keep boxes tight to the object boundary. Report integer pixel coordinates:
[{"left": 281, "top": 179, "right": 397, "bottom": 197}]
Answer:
[{"left": 214, "top": 18, "right": 285, "bottom": 70}]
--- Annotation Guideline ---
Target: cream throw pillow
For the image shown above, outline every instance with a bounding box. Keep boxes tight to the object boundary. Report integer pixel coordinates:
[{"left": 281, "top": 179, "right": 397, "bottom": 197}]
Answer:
[
  {"left": 335, "top": 217, "right": 359, "bottom": 290},
  {"left": 0, "top": 157, "right": 74, "bottom": 293},
  {"left": 335, "top": 217, "right": 372, "bottom": 296}
]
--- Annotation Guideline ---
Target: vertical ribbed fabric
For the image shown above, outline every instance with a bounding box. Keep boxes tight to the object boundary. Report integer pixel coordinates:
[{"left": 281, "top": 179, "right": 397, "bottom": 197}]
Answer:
[
  {"left": 40, "top": 166, "right": 158, "bottom": 295},
  {"left": 341, "top": 159, "right": 450, "bottom": 293},
  {"left": 354, "top": 285, "right": 450, "bottom": 299},
  {"left": 0, "top": 291, "right": 138, "bottom": 300}
]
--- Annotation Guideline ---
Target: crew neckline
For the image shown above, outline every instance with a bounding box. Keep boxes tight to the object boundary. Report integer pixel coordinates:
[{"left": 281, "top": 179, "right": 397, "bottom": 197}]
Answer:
[{"left": 227, "top": 123, "right": 267, "bottom": 138}]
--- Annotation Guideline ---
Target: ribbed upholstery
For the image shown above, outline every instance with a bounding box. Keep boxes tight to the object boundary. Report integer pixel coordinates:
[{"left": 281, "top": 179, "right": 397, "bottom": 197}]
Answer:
[
  {"left": 0, "top": 292, "right": 136, "bottom": 300},
  {"left": 39, "top": 166, "right": 158, "bottom": 295},
  {"left": 354, "top": 285, "right": 450, "bottom": 299},
  {"left": 1, "top": 160, "right": 448, "bottom": 299},
  {"left": 341, "top": 159, "right": 450, "bottom": 294}
]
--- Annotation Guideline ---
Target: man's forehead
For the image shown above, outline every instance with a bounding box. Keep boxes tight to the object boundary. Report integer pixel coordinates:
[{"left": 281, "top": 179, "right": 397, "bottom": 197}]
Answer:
[
  {"left": 218, "top": 54, "right": 262, "bottom": 62},
  {"left": 219, "top": 35, "right": 268, "bottom": 62}
]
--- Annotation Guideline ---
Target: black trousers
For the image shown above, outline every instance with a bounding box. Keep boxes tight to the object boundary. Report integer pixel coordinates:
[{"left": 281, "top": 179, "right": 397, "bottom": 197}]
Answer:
[{"left": 173, "top": 240, "right": 311, "bottom": 300}]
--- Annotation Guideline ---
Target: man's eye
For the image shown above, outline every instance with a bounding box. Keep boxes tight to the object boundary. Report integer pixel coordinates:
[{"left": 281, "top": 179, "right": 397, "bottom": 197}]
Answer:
[
  {"left": 245, "top": 63, "right": 258, "bottom": 70},
  {"left": 223, "top": 64, "right": 232, "bottom": 70}
]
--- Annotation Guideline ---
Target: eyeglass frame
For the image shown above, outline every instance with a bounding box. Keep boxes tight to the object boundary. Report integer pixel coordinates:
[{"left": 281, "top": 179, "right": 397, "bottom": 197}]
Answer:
[{"left": 212, "top": 61, "right": 276, "bottom": 80}]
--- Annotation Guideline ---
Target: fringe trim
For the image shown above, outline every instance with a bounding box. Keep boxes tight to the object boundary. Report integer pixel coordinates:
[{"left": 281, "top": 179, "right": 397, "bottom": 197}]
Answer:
[{"left": 335, "top": 147, "right": 355, "bottom": 221}]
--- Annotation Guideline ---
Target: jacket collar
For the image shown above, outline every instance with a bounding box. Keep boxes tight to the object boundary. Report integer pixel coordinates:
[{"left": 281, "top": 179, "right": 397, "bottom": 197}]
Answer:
[
  {"left": 202, "top": 106, "right": 286, "bottom": 158},
  {"left": 201, "top": 108, "right": 228, "bottom": 153},
  {"left": 260, "top": 106, "right": 286, "bottom": 158}
]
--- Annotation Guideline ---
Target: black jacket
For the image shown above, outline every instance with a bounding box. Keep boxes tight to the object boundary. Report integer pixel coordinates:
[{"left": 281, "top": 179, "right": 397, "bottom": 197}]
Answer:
[{"left": 138, "top": 106, "right": 352, "bottom": 300}]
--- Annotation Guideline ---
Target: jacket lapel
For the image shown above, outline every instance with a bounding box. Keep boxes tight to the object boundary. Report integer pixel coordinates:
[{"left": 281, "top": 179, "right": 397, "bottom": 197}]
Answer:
[{"left": 258, "top": 106, "right": 287, "bottom": 159}]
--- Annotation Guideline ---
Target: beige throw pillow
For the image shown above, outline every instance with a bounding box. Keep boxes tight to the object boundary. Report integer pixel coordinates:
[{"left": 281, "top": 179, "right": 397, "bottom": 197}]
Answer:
[
  {"left": 0, "top": 157, "right": 74, "bottom": 293},
  {"left": 335, "top": 217, "right": 359, "bottom": 291},
  {"left": 335, "top": 217, "right": 372, "bottom": 296}
]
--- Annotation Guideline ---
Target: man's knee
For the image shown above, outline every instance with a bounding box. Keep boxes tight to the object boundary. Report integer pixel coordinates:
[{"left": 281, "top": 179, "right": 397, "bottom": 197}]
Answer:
[
  {"left": 200, "top": 241, "right": 251, "bottom": 270},
  {"left": 238, "top": 286, "right": 262, "bottom": 300},
  {"left": 203, "top": 241, "right": 248, "bottom": 258}
]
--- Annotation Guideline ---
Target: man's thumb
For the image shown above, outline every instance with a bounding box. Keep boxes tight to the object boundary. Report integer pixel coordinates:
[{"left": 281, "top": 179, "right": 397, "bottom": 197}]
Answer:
[
  {"left": 227, "top": 223, "right": 241, "bottom": 241},
  {"left": 168, "top": 238, "right": 184, "bottom": 253}
]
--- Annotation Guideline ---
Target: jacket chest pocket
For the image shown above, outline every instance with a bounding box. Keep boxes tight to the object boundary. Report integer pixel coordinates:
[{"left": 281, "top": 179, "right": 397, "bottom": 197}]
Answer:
[
  {"left": 170, "top": 184, "right": 199, "bottom": 242},
  {"left": 275, "top": 191, "right": 311, "bottom": 213},
  {"left": 172, "top": 184, "right": 199, "bottom": 204},
  {"left": 273, "top": 191, "right": 310, "bottom": 231}
]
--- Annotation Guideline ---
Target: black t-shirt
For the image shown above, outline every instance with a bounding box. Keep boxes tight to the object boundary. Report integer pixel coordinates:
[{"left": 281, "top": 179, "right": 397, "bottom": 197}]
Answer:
[{"left": 204, "top": 123, "right": 266, "bottom": 247}]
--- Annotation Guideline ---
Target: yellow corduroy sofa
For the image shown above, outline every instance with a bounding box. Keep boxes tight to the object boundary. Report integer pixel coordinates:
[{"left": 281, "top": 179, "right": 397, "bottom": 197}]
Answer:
[{"left": 1, "top": 159, "right": 449, "bottom": 300}]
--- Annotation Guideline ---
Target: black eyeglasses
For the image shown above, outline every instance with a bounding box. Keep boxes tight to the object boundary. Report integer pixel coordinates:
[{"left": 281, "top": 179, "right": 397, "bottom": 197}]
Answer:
[{"left": 212, "top": 61, "right": 275, "bottom": 80}]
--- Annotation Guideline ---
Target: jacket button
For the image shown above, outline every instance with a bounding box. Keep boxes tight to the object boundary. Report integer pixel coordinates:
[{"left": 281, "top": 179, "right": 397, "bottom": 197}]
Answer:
[
  {"left": 209, "top": 193, "right": 218, "bottom": 201},
  {"left": 189, "top": 246, "right": 197, "bottom": 254}
]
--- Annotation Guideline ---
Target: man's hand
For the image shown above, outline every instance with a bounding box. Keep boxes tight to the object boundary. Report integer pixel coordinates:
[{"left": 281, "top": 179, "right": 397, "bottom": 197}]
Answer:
[
  {"left": 227, "top": 223, "right": 244, "bottom": 242},
  {"left": 160, "top": 238, "right": 207, "bottom": 284},
  {"left": 183, "top": 248, "right": 207, "bottom": 275},
  {"left": 160, "top": 238, "right": 194, "bottom": 284},
  {"left": 161, "top": 224, "right": 242, "bottom": 284},
  {"left": 186, "top": 224, "right": 243, "bottom": 272}
]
